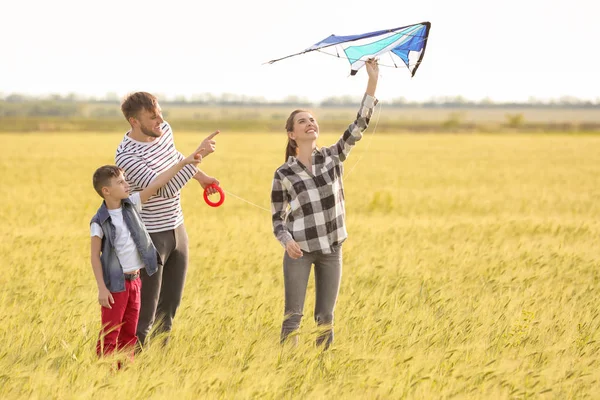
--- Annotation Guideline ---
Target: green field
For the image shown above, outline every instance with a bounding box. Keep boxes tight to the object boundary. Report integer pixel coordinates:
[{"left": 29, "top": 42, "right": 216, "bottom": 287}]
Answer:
[
  {"left": 1, "top": 130, "right": 600, "bottom": 398},
  {"left": 2, "top": 105, "right": 600, "bottom": 133}
]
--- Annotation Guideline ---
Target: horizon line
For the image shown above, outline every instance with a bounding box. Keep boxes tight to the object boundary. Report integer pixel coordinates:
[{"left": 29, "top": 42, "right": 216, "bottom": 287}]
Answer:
[{"left": 1, "top": 92, "right": 599, "bottom": 106}]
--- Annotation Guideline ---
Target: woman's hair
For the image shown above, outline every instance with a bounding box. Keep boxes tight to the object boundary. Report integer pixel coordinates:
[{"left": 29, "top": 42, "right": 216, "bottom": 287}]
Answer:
[{"left": 284, "top": 109, "right": 310, "bottom": 162}]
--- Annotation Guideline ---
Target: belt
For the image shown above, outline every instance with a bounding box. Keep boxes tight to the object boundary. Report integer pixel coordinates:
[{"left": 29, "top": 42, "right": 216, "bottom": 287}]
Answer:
[{"left": 124, "top": 270, "right": 140, "bottom": 281}]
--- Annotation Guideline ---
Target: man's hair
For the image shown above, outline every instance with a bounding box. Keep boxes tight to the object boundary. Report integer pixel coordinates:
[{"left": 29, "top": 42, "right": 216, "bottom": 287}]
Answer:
[
  {"left": 121, "top": 92, "right": 158, "bottom": 122},
  {"left": 92, "top": 165, "right": 123, "bottom": 198}
]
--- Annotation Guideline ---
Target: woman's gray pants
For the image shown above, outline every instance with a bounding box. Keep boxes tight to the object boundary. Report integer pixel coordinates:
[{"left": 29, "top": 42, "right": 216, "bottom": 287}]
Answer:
[{"left": 281, "top": 247, "right": 342, "bottom": 348}]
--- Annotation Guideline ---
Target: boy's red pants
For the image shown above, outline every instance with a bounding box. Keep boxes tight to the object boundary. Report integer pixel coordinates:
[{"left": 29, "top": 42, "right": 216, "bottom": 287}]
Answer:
[{"left": 97, "top": 277, "right": 141, "bottom": 357}]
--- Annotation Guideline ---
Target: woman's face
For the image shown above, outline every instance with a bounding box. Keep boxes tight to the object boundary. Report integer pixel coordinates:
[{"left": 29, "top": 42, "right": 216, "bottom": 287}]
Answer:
[{"left": 288, "top": 111, "right": 319, "bottom": 143}]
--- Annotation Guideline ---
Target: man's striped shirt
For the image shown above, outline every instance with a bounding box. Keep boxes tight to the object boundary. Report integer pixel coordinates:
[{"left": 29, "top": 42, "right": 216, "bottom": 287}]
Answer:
[
  {"left": 271, "top": 94, "right": 378, "bottom": 254},
  {"left": 115, "top": 121, "right": 198, "bottom": 233}
]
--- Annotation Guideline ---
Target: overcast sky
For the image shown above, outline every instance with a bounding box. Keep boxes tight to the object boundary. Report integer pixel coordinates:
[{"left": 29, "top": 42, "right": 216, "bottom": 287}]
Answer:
[{"left": 1, "top": 0, "right": 597, "bottom": 102}]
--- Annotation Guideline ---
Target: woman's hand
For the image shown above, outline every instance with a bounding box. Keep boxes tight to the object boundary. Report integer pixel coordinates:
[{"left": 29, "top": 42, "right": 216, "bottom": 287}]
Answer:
[
  {"left": 365, "top": 58, "right": 379, "bottom": 81},
  {"left": 285, "top": 240, "right": 303, "bottom": 259}
]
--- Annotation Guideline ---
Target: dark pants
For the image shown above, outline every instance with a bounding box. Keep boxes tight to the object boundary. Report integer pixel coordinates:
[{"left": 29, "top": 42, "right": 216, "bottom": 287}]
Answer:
[
  {"left": 97, "top": 276, "right": 141, "bottom": 357},
  {"left": 136, "top": 224, "right": 188, "bottom": 347},
  {"left": 281, "top": 248, "right": 342, "bottom": 348}
]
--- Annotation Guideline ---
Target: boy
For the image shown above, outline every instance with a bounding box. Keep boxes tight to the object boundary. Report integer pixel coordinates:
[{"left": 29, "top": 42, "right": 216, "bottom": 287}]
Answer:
[{"left": 90, "top": 145, "right": 207, "bottom": 357}]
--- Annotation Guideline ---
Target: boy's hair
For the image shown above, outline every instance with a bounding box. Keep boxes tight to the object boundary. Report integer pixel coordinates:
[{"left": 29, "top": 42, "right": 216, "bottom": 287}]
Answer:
[
  {"left": 93, "top": 165, "right": 123, "bottom": 198},
  {"left": 121, "top": 92, "right": 158, "bottom": 122}
]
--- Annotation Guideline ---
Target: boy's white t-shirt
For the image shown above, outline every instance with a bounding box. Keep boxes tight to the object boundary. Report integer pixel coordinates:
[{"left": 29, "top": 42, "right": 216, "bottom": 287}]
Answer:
[{"left": 90, "top": 193, "right": 145, "bottom": 273}]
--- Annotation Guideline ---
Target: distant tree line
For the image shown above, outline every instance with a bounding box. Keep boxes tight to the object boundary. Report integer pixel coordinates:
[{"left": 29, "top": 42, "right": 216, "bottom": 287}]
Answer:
[{"left": 0, "top": 92, "right": 598, "bottom": 118}]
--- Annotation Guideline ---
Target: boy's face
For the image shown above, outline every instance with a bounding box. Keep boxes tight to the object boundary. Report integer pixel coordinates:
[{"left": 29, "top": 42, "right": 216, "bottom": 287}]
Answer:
[{"left": 102, "top": 172, "right": 130, "bottom": 200}]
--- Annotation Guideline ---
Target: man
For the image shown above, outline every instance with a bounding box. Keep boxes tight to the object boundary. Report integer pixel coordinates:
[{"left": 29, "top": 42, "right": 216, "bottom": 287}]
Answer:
[{"left": 115, "top": 91, "right": 219, "bottom": 347}]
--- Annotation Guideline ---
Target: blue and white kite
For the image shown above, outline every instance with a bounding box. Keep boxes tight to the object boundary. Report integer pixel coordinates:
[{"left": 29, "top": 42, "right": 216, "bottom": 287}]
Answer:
[{"left": 267, "top": 22, "right": 431, "bottom": 77}]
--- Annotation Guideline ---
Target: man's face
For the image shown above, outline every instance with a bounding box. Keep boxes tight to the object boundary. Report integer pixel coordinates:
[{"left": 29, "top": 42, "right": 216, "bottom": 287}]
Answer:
[{"left": 134, "top": 105, "right": 164, "bottom": 138}]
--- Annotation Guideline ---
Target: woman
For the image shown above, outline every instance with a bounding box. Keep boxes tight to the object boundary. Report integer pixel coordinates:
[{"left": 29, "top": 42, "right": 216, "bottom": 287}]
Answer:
[{"left": 271, "top": 59, "right": 379, "bottom": 348}]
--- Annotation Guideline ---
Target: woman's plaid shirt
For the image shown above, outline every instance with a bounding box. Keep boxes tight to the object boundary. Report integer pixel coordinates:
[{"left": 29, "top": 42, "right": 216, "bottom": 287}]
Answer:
[{"left": 271, "top": 94, "right": 378, "bottom": 254}]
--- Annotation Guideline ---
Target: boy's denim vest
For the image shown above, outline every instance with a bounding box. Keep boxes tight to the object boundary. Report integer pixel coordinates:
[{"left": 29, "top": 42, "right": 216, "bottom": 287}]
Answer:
[{"left": 90, "top": 198, "right": 160, "bottom": 292}]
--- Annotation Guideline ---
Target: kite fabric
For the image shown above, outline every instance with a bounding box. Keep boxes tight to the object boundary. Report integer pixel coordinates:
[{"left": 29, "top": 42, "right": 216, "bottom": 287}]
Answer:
[{"left": 267, "top": 22, "right": 431, "bottom": 77}]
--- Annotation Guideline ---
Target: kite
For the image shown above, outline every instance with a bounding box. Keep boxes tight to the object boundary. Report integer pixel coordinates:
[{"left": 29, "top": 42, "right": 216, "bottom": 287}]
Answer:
[{"left": 266, "top": 22, "right": 431, "bottom": 77}]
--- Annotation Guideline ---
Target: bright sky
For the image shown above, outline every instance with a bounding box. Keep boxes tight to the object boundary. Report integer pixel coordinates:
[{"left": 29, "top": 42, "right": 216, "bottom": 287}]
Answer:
[{"left": 2, "top": 0, "right": 598, "bottom": 103}]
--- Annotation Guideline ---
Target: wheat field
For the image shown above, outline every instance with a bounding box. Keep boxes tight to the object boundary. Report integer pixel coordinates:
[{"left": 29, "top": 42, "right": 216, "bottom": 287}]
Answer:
[{"left": 1, "top": 129, "right": 600, "bottom": 399}]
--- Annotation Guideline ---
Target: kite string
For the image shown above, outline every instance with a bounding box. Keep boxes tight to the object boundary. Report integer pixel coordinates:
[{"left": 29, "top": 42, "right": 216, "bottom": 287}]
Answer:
[{"left": 222, "top": 189, "right": 270, "bottom": 213}]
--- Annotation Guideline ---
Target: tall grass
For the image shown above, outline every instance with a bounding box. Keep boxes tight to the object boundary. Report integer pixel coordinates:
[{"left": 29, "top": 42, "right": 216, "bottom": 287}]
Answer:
[{"left": 1, "top": 131, "right": 600, "bottom": 398}]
